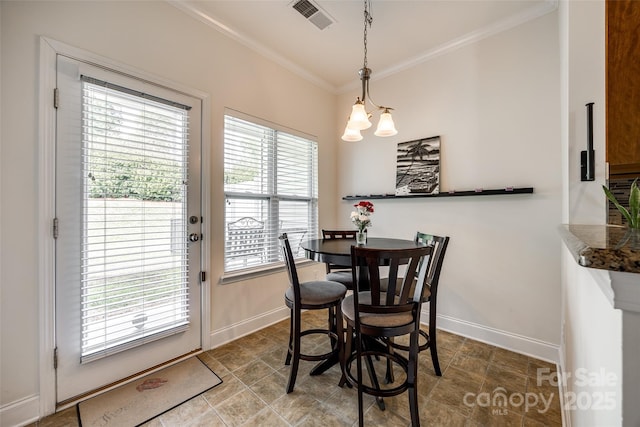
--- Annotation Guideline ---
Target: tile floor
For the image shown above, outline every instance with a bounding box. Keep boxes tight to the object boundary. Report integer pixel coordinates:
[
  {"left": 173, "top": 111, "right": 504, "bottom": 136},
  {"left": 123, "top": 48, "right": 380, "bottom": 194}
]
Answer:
[{"left": 33, "top": 310, "right": 562, "bottom": 427}]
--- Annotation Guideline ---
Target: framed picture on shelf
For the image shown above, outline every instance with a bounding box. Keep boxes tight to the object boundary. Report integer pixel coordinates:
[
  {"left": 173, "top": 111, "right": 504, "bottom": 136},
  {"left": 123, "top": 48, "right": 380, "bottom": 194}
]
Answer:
[{"left": 395, "top": 136, "right": 441, "bottom": 195}]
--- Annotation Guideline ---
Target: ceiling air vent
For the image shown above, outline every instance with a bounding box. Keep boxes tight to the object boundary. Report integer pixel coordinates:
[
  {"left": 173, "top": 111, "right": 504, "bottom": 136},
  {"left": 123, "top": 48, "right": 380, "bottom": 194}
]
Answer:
[{"left": 292, "top": 0, "right": 335, "bottom": 30}]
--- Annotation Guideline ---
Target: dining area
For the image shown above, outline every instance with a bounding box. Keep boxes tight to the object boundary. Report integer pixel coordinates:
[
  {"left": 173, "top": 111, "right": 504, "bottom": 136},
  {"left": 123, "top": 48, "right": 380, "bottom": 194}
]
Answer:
[
  {"left": 281, "top": 227, "right": 449, "bottom": 426},
  {"left": 33, "top": 303, "right": 562, "bottom": 427}
]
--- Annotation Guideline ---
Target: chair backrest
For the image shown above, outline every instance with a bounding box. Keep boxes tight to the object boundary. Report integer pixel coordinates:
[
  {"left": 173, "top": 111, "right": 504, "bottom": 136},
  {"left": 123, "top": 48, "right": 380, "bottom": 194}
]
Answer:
[
  {"left": 415, "top": 232, "right": 450, "bottom": 303},
  {"left": 279, "top": 233, "right": 301, "bottom": 302},
  {"left": 227, "top": 217, "right": 265, "bottom": 259},
  {"left": 322, "top": 229, "right": 357, "bottom": 240},
  {"left": 321, "top": 229, "right": 357, "bottom": 272},
  {"left": 350, "top": 245, "right": 433, "bottom": 323}
]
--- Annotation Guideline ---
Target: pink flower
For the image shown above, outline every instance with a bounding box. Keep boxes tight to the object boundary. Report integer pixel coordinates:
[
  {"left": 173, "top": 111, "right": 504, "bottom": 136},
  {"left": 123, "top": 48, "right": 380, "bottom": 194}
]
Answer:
[
  {"left": 351, "top": 201, "right": 374, "bottom": 231},
  {"left": 354, "top": 201, "right": 374, "bottom": 214}
]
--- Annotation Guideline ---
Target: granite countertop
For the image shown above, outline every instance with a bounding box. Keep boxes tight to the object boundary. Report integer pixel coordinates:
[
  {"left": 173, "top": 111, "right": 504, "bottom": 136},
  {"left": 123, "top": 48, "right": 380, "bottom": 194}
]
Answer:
[{"left": 559, "top": 224, "right": 640, "bottom": 273}]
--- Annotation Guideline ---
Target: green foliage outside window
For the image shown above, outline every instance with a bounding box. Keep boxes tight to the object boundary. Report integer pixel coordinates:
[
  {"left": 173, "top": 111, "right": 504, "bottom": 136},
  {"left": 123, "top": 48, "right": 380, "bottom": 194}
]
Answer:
[{"left": 88, "top": 156, "right": 183, "bottom": 202}]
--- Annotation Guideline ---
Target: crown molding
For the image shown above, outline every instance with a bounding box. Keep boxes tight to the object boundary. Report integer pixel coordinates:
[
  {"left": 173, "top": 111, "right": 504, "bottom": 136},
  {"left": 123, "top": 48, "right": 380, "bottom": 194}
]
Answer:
[
  {"left": 167, "top": 0, "right": 558, "bottom": 95},
  {"left": 166, "top": 0, "right": 337, "bottom": 94},
  {"left": 338, "top": 0, "right": 559, "bottom": 93}
]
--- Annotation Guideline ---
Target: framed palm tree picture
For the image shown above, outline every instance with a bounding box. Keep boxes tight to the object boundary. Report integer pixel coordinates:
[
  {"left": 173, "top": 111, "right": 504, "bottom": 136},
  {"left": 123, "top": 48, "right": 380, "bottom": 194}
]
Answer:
[{"left": 395, "top": 136, "right": 440, "bottom": 195}]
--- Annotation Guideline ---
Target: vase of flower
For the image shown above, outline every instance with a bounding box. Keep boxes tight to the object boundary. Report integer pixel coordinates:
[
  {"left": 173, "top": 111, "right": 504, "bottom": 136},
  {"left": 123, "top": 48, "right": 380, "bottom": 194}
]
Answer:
[{"left": 351, "top": 201, "right": 374, "bottom": 245}]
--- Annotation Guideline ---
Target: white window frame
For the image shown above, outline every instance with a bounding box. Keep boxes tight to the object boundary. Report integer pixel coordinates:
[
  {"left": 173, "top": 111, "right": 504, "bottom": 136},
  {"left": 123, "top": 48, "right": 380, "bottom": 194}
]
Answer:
[{"left": 222, "top": 110, "right": 318, "bottom": 280}]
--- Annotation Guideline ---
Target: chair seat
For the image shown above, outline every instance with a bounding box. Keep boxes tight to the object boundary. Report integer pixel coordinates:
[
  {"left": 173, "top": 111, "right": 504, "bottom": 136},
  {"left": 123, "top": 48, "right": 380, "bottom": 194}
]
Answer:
[
  {"left": 341, "top": 292, "right": 414, "bottom": 328},
  {"left": 326, "top": 270, "right": 353, "bottom": 287},
  {"left": 285, "top": 280, "right": 346, "bottom": 306}
]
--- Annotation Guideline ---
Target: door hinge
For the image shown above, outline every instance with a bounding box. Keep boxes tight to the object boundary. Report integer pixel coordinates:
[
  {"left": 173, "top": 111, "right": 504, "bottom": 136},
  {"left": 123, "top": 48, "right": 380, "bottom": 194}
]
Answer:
[
  {"left": 53, "top": 218, "right": 59, "bottom": 239},
  {"left": 53, "top": 88, "right": 59, "bottom": 109},
  {"left": 53, "top": 347, "right": 58, "bottom": 369},
  {"left": 200, "top": 271, "right": 206, "bottom": 283}
]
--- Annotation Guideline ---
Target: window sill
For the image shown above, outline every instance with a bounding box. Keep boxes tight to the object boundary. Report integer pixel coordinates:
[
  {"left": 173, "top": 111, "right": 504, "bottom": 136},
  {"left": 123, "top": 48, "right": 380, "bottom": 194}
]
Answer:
[{"left": 219, "top": 259, "right": 316, "bottom": 285}]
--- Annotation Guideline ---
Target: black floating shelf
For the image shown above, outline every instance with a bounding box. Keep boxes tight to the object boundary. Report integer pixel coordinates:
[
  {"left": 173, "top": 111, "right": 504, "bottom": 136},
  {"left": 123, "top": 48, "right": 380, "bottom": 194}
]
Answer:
[{"left": 343, "top": 187, "right": 534, "bottom": 200}]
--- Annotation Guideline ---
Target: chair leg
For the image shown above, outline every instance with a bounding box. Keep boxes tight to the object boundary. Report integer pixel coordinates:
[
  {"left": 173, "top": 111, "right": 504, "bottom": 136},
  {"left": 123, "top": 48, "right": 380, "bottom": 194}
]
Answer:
[
  {"left": 339, "top": 323, "right": 353, "bottom": 388},
  {"left": 362, "top": 339, "right": 385, "bottom": 410},
  {"left": 286, "top": 308, "right": 301, "bottom": 393},
  {"left": 429, "top": 303, "right": 442, "bottom": 376},
  {"left": 285, "top": 309, "right": 293, "bottom": 366},
  {"left": 385, "top": 338, "right": 395, "bottom": 384},
  {"left": 408, "top": 330, "right": 420, "bottom": 427},
  {"left": 328, "top": 306, "right": 337, "bottom": 348},
  {"left": 355, "top": 330, "right": 365, "bottom": 427}
]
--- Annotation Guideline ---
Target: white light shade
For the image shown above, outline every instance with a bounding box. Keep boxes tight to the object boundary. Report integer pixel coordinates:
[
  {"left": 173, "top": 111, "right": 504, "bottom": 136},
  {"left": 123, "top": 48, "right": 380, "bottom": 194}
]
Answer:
[
  {"left": 347, "top": 101, "right": 372, "bottom": 130},
  {"left": 341, "top": 125, "right": 363, "bottom": 142},
  {"left": 374, "top": 110, "right": 398, "bottom": 137}
]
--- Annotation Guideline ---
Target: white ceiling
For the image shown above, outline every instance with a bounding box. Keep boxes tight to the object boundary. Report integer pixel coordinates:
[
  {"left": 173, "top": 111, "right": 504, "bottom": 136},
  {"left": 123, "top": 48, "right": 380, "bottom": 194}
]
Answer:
[{"left": 169, "top": 0, "right": 557, "bottom": 93}]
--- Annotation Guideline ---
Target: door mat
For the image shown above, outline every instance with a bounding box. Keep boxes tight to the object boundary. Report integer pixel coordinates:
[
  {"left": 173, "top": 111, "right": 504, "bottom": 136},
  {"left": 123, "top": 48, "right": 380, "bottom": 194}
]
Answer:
[{"left": 78, "top": 356, "right": 222, "bottom": 427}]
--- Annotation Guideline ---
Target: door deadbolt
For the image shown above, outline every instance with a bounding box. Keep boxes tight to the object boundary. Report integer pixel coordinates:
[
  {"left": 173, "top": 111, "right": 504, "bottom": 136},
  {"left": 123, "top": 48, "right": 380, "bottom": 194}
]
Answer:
[{"left": 189, "top": 233, "right": 200, "bottom": 242}]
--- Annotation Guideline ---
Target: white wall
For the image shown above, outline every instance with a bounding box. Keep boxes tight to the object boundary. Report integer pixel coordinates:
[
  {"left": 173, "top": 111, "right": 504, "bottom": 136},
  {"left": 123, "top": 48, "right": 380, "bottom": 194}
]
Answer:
[
  {"left": 0, "top": 1, "right": 332, "bottom": 423},
  {"left": 337, "top": 12, "right": 562, "bottom": 358},
  {"left": 564, "top": 0, "right": 607, "bottom": 224},
  {"left": 561, "top": 247, "right": 622, "bottom": 426},
  {"left": 560, "top": 1, "right": 624, "bottom": 425}
]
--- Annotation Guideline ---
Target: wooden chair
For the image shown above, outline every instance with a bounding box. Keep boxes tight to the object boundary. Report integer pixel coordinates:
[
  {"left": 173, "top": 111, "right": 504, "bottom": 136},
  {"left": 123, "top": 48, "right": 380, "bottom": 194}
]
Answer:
[
  {"left": 280, "top": 233, "right": 347, "bottom": 393},
  {"left": 321, "top": 229, "right": 358, "bottom": 289},
  {"left": 341, "top": 244, "right": 433, "bottom": 427},
  {"left": 381, "top": 232, "right": 449, "bottom": 376}
]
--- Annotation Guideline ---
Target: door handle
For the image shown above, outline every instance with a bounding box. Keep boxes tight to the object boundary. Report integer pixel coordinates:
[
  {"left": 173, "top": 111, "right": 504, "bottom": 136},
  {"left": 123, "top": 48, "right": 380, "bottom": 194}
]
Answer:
[{"left": 189, "top": 233, "right": 200, "bottom": 242}]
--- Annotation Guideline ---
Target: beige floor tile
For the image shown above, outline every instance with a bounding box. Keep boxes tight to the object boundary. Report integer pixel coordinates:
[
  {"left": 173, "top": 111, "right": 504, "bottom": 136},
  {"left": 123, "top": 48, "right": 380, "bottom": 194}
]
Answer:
[
  {"left": 213, "top": 388, "right": 268, "bottom": 427},
  {"left": 270, "top": 392, "right": 324, "bottom": 425},
  {"left": 240, "top": 407, "right": 290, "bottom": 427},
  {"left": 249, "top": 371, "right": 288, "bottom": 404},
  {"left": 527, "top": 358, "right": 558, "bottom": 386},
  {"left": 363, "top": 402, "right": 411, "bottom": 427},
  {"left": 469, "top": 403, "right": 524, "bottom": 427},
  {"left": 522, "top": 382, "right": 562, "bottom": 426},
  {"left": 485, "top": 364, "right": 529, "bottom": 394},
  {"left": 435, "top": 329, "right": 466, "bottom": 351},
  {"left": 30, "top": 407, "right": 79, "bottom": 427},
  {"left": 197, "top": 352, "right": 231, "bottom": 379},
  {"left": 491, "top": 347, "right": 531, "bottom": 375},
  {"left": 429, "top": 376, "right": 478, "bottom": 416},
  {"left": 321, "top": 385, "right": 376, "bottom": 425},
  {"left": 459, "top": 339, "right": 496, "bottom": 360},
  {"left": 297, "top": 406, "right": 354, "bottom": 427},
  {"left": 233, "top": 358, "right": 276, "bottom": 386},
  {"left": 449, "top": 352, "right": 491, "bottom": 377},
  {"left": 419, "top": 400, "right": 469, "bottom": 427},
  {"left": 28, "top": 323, "right": 564, "bottom": 427}
]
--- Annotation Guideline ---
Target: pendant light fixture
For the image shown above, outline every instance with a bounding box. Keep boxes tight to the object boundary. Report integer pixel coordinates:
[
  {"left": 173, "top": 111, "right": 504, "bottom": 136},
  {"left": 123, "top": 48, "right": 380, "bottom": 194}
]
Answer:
[{"left": 341, "top": 0, "right": 397, "bottom": 142}]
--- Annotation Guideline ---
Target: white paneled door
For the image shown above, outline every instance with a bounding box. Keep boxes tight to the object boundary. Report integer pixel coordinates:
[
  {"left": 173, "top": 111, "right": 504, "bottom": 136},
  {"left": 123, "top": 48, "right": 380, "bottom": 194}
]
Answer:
[{"left": 55, "top": 55, "right": 202, "bottom": 402}]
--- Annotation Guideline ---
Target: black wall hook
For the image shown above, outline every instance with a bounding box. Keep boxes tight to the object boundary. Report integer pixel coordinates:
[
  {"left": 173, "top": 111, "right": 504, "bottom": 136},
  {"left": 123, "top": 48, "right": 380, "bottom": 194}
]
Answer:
[{"left": 581, "top": 102, "right": 595, "bottom": 181}]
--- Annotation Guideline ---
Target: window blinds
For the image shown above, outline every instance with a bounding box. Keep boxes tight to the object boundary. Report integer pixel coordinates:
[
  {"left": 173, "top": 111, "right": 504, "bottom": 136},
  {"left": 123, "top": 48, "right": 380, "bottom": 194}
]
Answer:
[
  {"left": 223, "top": 114, "right": 318, "bottom": 273},
  {"left": 80, "top": 77, "right": 191, "bottom": 362}
]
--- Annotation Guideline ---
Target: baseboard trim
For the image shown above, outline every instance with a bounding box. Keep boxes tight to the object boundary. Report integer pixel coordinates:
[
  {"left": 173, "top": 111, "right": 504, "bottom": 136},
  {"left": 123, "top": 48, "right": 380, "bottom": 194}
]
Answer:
[
  {"left": 209, "top": 306, "right": 560, "bottom": 363},
  {"left": 0, "top": 394, "right": 40, "bottom": 427},
  {"left": 209, "top": 306, "right": 289, "bottom": 348},
  {"left": 422, "top": 309, "right": 560, "bottom": 364},
  {"left": 556, "top": 357, "right": 571, "bottom": 427}
]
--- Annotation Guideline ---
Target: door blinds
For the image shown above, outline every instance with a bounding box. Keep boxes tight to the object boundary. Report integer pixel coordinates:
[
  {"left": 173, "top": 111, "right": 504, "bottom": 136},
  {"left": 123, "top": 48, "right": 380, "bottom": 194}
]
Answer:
[{"left": 80, "top": 77, "right": 191, "bottom": 362}]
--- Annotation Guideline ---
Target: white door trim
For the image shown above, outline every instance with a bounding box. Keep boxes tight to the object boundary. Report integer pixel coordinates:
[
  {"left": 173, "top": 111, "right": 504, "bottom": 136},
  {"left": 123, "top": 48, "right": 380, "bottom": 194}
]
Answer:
[{"left": 38, "top": 36, "right": 211, "bottom": 417}]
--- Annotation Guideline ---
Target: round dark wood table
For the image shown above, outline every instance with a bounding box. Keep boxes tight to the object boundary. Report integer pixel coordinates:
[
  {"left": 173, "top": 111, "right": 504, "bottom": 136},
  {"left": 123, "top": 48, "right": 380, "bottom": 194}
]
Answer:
[{"left": 300, "top": 237, "right": 426, "bottom": 267}]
